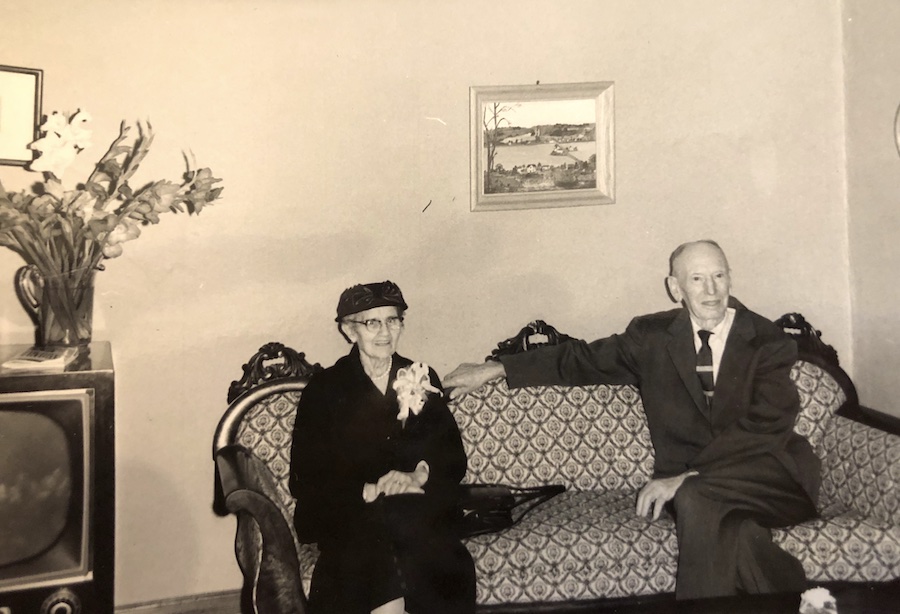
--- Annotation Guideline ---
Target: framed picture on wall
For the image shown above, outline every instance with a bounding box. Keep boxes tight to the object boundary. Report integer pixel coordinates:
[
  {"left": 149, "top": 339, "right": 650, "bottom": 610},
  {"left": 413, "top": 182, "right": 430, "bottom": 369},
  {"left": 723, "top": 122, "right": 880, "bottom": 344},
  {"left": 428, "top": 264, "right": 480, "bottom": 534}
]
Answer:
[
  {"left": 0, "top": 65, "right": 43, "bottom": 166},
  {"left": 470, "top": 81, "right": 614, "bottom": 212}
]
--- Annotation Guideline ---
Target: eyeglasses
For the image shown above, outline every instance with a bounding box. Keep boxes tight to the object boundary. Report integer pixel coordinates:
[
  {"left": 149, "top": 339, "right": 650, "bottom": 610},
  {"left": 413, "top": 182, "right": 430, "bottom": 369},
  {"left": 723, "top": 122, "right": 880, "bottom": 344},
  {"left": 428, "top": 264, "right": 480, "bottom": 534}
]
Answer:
[{"left": 347, "top": 316, "right": 405, "bottom": 333}]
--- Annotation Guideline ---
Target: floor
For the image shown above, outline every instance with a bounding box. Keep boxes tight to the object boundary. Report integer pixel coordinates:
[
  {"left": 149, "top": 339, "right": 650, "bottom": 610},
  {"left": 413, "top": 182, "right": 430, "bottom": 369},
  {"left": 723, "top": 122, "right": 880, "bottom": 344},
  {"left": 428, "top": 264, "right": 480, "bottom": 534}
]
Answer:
[
  {"left": 115, "top": 590, "right": 240, "bottom": 614},
  {"left": 553, "top": 582, "right": 900, "bottom": 613},
  {"left": 113, "top": 581, "right": 900, "bottom": 613}
]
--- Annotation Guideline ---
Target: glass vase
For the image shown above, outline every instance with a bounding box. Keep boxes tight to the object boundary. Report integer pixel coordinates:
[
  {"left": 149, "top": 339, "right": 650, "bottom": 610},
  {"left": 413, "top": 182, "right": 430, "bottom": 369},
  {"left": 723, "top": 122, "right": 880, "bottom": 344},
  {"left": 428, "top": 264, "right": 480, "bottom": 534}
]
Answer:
[{"left": 15, "top": 265, "right": 96, "bottom": 348}]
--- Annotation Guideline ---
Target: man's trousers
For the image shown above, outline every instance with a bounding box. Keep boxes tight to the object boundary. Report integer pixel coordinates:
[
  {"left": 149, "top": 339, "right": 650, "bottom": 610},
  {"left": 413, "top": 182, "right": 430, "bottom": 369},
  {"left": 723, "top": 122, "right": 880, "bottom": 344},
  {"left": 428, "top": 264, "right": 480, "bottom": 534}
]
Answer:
[{"left": 672, "top": 454, "right": 817, "bottom": 599}]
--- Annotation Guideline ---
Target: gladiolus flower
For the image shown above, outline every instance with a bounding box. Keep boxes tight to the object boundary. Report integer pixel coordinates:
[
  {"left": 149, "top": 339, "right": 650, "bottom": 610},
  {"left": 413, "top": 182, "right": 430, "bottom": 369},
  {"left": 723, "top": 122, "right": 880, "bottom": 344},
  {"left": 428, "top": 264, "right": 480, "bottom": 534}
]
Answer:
[{"left": 102, "top": 218, "right": 141, "bottom": 258}]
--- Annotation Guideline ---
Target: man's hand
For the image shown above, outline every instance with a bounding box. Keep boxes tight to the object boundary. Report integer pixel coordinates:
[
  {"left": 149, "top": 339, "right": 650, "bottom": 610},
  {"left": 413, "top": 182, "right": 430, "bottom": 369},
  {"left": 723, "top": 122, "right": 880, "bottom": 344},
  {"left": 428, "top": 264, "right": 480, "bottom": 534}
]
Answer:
[
  {"left": 444, "top": 361, "right": 506, "bottom": 400},
  {"left": 636, "top": 471, "right": 698, "bottom": 520}
]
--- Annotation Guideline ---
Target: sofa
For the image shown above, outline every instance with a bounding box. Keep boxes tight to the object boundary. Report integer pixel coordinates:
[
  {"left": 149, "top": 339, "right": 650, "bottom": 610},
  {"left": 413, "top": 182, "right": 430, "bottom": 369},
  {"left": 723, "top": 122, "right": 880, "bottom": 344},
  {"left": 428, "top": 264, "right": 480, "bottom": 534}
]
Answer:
[{"left": 212, "top": 314, "right": 900, "bottom": 613}]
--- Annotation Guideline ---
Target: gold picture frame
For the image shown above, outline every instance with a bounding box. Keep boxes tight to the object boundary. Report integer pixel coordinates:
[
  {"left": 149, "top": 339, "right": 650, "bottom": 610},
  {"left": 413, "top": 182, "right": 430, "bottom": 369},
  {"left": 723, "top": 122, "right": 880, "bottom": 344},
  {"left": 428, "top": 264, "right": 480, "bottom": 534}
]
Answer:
[{"left": 470, "top": 81, "right": 614, "bottom": 212}]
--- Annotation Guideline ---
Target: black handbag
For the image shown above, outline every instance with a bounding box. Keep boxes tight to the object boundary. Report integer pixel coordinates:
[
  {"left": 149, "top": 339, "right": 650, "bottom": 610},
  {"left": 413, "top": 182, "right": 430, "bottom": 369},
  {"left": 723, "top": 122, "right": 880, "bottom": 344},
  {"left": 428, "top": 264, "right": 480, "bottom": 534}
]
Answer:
[{"left": 456, "top": 483, "right": 565, "bottom": 538}]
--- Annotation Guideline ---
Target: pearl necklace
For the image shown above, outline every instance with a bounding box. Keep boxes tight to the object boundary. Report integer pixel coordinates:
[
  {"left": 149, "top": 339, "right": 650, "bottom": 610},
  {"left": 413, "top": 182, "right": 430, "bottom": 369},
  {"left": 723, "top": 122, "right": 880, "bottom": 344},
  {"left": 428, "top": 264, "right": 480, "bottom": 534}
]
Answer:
[{"left": 369, "top": 358, "right": 392, "bottom": 381}]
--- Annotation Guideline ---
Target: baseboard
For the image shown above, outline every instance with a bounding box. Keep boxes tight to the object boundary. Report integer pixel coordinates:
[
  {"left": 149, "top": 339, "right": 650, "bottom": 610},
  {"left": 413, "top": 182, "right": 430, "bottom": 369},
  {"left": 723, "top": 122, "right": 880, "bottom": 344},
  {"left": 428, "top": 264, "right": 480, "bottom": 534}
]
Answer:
[{"left": 115, "top": 589, "right": 241, "bottom": 614}]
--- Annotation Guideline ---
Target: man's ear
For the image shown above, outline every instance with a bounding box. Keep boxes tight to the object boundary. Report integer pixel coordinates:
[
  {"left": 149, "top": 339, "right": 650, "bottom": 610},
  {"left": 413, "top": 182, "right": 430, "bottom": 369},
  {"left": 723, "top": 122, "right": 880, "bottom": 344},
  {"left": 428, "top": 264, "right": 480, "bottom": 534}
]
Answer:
[{"left": 665, "top": 276, "right": 682, "bottom": 304}]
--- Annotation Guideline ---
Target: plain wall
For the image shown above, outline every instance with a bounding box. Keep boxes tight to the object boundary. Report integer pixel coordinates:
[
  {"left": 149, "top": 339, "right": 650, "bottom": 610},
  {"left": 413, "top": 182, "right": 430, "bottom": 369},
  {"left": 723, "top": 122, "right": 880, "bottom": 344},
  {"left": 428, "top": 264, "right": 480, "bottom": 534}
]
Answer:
[
  {"left": 0, "top": 0, "right": 850, "bottom": 605},
  {"left": 844, "top": 1, "right": 900, "bottom": 414}
]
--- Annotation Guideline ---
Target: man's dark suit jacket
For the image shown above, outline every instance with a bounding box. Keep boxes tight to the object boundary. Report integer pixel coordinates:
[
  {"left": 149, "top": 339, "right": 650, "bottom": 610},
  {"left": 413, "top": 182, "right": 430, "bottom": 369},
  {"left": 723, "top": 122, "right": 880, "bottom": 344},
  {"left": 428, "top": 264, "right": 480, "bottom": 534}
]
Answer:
[{"left": 499, "top": 300, "right": 821, "bottom": 503}]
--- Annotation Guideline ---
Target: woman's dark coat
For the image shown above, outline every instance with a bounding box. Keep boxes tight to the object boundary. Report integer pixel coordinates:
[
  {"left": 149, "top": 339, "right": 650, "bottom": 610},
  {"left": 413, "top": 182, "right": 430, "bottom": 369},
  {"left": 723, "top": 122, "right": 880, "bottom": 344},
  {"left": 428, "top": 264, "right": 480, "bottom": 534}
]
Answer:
[{"left": 289, "top": 346, "right": 475, "bottom": 614}]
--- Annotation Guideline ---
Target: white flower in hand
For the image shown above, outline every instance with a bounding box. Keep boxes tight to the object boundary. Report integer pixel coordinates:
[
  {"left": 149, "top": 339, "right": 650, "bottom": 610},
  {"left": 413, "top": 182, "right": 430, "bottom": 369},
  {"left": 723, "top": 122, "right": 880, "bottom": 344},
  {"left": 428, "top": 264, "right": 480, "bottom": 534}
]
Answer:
[{"left": 392, "top": 362, "right": 441, "bottom": 421}]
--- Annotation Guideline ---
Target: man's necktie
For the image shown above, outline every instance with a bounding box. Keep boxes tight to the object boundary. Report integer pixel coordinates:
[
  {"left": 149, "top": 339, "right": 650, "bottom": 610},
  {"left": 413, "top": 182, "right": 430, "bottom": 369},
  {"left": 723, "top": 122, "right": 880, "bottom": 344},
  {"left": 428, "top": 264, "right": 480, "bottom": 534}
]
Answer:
[{"left": 697, "top": 330, "right": 714, "bottom": 409}]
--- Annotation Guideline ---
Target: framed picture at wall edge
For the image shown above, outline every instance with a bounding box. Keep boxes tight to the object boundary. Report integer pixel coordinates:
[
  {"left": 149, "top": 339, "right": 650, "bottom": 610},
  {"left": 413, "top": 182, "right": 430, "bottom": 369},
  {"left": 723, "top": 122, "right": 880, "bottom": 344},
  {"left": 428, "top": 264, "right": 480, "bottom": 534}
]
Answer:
[
  {"left": 0, "top": 65, "right": 43, "bottom": 166},
  {"left": 470, "top": 81, "right": 614, "bottom": 212}
]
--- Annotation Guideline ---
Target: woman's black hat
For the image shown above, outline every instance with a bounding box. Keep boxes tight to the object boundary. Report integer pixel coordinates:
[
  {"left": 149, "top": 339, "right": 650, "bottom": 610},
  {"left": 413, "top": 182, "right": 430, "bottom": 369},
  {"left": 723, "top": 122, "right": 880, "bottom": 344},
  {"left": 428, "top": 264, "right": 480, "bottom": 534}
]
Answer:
[{"left": 335, "top": 280, "right": 408, "bottom": 321}]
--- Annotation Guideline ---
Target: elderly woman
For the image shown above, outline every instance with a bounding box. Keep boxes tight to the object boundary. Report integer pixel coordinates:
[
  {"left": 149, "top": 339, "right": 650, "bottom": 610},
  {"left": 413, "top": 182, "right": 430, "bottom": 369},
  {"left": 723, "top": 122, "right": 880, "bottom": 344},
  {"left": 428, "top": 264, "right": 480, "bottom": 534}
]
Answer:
[{"left": 289, "top": 281, "right": 475, "bottom": 614}]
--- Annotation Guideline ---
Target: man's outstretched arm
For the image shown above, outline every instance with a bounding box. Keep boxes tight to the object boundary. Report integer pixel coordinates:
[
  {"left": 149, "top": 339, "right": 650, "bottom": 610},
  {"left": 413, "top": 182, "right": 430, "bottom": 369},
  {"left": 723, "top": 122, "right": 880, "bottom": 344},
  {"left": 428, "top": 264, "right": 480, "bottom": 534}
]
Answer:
[{"left": 445, "top": 328, "right": 640, "bottom": 400}]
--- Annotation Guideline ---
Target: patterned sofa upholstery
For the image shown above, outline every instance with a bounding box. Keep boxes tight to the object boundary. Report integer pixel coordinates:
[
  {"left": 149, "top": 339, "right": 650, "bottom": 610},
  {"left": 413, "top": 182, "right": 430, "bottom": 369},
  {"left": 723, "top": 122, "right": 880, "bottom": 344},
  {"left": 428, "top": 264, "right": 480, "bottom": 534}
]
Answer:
[
  {"left": 452, "top": 363, "right": 900, "bottom": 607},
  {"left": 213, "top": 320, "right": 900, "bottom": 613}
]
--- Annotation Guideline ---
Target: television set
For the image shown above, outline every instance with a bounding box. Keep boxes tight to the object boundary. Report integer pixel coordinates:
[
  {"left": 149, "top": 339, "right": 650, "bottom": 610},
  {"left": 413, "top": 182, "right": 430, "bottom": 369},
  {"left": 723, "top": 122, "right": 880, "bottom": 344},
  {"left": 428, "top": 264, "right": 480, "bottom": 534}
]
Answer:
[{"left": 0, "top": 343, "right": 114, "bottom": 614}]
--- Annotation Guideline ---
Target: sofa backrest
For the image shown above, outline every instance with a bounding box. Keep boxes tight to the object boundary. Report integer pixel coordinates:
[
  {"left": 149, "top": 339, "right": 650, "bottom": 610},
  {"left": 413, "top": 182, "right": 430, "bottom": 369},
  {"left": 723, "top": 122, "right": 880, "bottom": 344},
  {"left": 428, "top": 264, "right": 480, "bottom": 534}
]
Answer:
[
  {"left": 231, "top": 386, "right": 303, "bottom": 518},
  {"left": 449, "top": 379, "right": 653, "bottom": 491},
  {"left": 449, "top": 359, "right": 848, "bottom": 492},
  {"left": 791, "top": 359, "right": 848, "bottom": 459}
]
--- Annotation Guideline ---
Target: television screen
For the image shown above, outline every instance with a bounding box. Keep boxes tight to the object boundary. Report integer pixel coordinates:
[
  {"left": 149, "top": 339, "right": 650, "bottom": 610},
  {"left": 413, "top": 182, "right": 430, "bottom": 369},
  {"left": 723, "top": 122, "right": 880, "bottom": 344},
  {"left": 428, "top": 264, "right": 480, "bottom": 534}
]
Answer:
[
  {"left": 0, "top": 389, "right": 91, "bottom": 591},
  {"left": 0, "top": 411, "right": 72, "bottom": 564}
]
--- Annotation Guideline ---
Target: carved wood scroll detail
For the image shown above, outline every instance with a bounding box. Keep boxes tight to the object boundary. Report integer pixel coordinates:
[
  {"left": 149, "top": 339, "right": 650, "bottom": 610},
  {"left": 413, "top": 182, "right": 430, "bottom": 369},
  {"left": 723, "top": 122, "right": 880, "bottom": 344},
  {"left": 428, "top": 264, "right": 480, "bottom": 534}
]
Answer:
[
  {"left": 775, "top": 312, "right": 840, "bottom": 368},
  {"left": 228, "top": 342, "right": 323, "bottom": 403},
  {"left": 487, "top": 320, "right": 577, "bottom": 361}
]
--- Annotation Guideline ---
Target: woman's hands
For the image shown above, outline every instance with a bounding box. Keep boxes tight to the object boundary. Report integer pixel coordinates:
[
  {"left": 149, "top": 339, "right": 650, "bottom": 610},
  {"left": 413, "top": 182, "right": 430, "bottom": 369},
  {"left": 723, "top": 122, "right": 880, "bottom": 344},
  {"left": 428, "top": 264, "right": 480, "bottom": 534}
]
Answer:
[{"left": 363, "top": 460, "right": 430, "bottom": 502}]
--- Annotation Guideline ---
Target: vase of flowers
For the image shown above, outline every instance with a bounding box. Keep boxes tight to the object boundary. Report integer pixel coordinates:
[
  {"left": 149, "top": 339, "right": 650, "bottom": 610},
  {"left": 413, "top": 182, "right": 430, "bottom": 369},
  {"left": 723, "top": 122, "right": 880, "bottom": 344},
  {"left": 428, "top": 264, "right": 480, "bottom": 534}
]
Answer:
[
  {"left": 15, "top": 264, "right": 96, "bottom": 347},
  {"left": 0, "top": 110, "right": 222, "bottom": 348}
]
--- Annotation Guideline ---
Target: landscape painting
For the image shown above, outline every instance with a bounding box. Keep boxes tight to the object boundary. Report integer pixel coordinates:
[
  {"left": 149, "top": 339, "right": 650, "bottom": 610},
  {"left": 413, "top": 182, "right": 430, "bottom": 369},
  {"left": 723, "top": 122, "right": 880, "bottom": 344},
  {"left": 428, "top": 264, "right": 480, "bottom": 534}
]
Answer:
[{"left": 470, "top": 81, "right": 614, "bottom": 212}]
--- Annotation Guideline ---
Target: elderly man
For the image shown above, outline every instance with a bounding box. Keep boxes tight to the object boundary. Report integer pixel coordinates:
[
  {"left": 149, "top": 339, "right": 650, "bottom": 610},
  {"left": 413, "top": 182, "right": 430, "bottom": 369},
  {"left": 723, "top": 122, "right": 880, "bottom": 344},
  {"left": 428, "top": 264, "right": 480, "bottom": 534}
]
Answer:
[{"left": 444, "top": 240, "right": 819, "bottom": 599}]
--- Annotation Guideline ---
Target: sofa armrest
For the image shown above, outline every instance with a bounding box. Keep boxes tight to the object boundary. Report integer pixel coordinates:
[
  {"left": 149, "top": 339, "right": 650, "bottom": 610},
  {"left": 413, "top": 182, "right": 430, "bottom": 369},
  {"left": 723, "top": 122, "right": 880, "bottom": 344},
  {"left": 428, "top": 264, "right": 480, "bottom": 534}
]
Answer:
[
  {"left": 820, "top": 415, "right": 900, "bottom": 525},
  {"left": 216, "top": 444, "right": 308, "bottom": 614}
]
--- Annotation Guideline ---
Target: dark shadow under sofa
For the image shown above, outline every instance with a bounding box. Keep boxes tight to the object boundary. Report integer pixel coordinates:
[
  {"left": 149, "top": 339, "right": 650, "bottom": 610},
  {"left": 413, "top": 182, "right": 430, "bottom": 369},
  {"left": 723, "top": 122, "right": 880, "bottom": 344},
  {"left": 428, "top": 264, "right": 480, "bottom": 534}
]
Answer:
[{"left": 212, "top": 314, "right": 900, "bottom": 613}]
